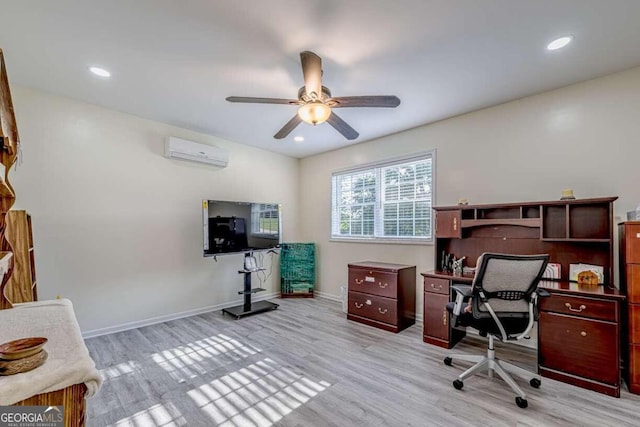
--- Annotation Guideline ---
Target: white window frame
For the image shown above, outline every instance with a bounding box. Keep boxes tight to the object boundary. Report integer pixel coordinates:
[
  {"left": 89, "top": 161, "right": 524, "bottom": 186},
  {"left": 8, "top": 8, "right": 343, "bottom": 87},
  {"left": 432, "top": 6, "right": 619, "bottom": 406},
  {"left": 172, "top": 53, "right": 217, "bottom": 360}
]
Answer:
[{"left": 330, "top": 150, "right": 436, "bottom": 244}]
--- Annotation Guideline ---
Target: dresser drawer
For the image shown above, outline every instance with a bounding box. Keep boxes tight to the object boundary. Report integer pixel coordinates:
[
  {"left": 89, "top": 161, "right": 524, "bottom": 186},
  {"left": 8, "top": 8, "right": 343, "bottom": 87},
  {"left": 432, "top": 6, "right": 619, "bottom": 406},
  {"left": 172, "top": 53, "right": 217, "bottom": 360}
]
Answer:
[
  {"left": 624, "top": 224, "right": 640, "bottom": 264},
  {"left": 539, "top": 294, "right": 617, "bottom": 322},
  {"left": 627, "top": 264, "right": 640, "bottom": 304},
  {"left": 423, "top": 277, "right": 449, "bottom": 295},
  {"left": 630, "top": 304, "right": 640, "bottom": 343},
  {"left": 348, "top": 291, "right": 398, "bottom": 325},
  {"left": 348, "top": 268, "right": 397, "bottom": 298},
  {"left": 539, "top": 311, "right": 619, "bottom": 385},
  {"left": 630, "top": 344, "right": 640, "bottom": 394}
]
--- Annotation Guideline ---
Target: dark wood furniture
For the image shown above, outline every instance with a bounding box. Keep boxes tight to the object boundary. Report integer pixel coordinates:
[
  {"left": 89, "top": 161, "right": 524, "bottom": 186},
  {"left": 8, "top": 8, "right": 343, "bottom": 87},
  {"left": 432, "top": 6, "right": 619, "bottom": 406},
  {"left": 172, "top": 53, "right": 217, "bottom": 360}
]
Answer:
[
  {"left": 620, "top": 221, "right": 640, "bottom": 394},
  {"left": 537, "top": 282, "right": 624, "bottom": 397},
  {"left": 347, "top": 261, "right": 416, "bottom": 333},
  {"left": 421, "top": 271, "right": 468, "bottom": 348},
  {"left": 426, "top": 196, "right": 624, "bottom": 396}
]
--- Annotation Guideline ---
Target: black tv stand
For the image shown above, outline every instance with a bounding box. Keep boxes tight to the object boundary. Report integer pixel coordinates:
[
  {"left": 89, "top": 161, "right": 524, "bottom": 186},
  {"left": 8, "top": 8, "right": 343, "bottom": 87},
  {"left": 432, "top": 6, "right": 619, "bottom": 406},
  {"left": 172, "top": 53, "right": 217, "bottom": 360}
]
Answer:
[{"left": 222, "top": 253, "right": 279, "bottom": 319}]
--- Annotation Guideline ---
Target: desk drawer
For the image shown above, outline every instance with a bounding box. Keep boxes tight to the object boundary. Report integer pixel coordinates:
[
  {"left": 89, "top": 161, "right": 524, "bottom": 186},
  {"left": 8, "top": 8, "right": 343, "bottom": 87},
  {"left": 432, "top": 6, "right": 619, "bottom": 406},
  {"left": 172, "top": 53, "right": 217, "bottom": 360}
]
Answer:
[
  {"left": 539, "top": 311, "right": 618, "bottom": 385},
  {"left": 348, "top": 291, "right": 398, "bottom": 325},
  {"left": 423, "top": 277, "right": 449, "bottom": 295},
  {"left": 539, "top": 294, "right": 617, "bottom": 322},
  {"left": 349, "top": 268, "right": 397, "bottom": 298}
]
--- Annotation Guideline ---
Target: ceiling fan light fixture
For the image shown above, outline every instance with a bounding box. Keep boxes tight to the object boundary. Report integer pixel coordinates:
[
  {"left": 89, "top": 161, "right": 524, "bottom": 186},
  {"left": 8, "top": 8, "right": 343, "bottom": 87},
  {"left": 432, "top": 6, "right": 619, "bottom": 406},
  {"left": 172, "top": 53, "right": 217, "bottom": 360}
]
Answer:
[{"left": 297, "top": 102, "right": 331, "bottom": 125}]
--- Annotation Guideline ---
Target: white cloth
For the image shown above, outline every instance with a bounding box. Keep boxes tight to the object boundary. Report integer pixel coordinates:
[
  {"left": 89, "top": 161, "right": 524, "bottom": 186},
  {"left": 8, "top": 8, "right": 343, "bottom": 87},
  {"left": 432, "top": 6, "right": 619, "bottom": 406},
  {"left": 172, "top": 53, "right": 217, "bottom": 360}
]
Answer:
[{"left": 0, "top": 299, "right": 102, "bottom": 405}]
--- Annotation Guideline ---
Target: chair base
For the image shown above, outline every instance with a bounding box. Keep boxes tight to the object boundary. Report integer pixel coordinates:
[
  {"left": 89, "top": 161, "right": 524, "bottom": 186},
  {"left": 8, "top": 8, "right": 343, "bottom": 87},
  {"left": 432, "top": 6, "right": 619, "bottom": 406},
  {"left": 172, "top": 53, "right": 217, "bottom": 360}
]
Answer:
[{"left": 445, "top": 335, "right": 540, "bottom": 407}]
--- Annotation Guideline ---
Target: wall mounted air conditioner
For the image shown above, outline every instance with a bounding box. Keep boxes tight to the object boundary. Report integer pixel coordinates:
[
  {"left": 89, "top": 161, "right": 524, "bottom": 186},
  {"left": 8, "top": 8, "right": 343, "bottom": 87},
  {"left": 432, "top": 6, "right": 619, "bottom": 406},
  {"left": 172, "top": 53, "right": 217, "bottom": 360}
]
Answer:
[{"left": 164, "top": 136, "right": 229, "bottom": 167}]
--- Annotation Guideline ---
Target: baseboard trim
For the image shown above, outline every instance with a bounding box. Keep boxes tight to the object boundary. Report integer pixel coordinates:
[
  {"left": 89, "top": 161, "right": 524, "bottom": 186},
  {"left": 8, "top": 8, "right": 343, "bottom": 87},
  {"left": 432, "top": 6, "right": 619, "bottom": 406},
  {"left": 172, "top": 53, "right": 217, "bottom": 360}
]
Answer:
[
  {"left": 314, "top": 290, "right": 341, "bottom": 302},
  {"left": 82, "top": 292, "right": 280, "bottom": 339}
]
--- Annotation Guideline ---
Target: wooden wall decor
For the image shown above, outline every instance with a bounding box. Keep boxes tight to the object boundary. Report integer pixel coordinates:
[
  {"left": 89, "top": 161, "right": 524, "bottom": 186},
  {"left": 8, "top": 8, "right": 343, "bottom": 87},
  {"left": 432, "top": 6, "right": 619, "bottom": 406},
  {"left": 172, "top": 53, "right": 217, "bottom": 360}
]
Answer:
[{"left": 0, "top": 48, "right": 21, "bottom": 309}]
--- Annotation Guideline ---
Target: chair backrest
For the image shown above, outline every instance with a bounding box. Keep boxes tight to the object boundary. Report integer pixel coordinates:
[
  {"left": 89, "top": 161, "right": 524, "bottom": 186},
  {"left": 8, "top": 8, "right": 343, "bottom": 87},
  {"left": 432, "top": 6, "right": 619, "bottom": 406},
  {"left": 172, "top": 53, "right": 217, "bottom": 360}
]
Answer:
[{"left": 471, "top": 253, "right": 549, "bottom": 318}]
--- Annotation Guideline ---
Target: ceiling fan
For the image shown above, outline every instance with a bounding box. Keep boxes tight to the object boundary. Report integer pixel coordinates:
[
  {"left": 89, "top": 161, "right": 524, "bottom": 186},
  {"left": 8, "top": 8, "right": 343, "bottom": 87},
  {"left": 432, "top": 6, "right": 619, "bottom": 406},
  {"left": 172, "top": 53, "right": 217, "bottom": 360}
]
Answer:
[{"left": 226, "top": 51, "right": 401, "bottom": 141}]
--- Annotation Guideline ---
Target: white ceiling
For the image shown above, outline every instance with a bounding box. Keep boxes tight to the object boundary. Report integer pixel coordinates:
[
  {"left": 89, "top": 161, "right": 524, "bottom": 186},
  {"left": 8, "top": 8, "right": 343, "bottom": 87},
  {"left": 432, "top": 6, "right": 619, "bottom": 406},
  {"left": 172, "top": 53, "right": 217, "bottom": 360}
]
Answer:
[{"left": 1, "top": 1, "right": 640, "bottom": 158}]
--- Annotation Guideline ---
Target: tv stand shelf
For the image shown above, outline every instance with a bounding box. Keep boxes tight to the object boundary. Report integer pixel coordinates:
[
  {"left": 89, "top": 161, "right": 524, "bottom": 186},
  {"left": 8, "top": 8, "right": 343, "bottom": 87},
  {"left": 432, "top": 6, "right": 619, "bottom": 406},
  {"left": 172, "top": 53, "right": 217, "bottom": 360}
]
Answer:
[
  {"left": 222, "top": 254, "right": 278, "bottom": 319},
  {"left": 238, "top": 287, "right": 266, "bottom": 295}
]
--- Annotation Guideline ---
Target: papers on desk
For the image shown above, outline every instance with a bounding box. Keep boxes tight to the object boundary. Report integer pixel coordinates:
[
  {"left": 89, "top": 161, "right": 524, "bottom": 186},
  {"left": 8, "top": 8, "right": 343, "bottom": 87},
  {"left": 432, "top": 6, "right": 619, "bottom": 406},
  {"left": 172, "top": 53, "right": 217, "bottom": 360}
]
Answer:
[{"left": 542, "top": 263, "right": 561, "bottom": 280}]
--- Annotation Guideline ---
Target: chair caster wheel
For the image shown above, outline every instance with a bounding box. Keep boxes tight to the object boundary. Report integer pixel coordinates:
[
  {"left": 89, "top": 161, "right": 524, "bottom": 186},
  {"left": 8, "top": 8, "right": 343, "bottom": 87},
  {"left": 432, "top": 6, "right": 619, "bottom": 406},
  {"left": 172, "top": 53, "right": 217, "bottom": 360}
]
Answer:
[
  {"left": 444, "top": 357, "right": 452, "bottom": 366},
  {"left": 453, "top": 379, "right": 464, "bottom": 390},
  {"left": 515, "top": 397, "right": 528, "bottom": 408},
  {"left": 530, "top": 378, "right": 541, "bottom": 388}
]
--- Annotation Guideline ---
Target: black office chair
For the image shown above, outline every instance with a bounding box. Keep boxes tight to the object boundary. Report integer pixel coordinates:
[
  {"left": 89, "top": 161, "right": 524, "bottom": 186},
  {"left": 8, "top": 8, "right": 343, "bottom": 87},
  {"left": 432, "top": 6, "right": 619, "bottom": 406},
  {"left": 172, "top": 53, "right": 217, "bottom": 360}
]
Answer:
[{"left": 443, "top": 252, "right": 549, "bottom": 408}]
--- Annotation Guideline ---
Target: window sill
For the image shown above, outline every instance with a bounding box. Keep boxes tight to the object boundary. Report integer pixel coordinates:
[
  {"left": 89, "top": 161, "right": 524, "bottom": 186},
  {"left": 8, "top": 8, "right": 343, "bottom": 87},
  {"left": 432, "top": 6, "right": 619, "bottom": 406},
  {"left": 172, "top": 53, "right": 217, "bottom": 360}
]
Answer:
[{"left": 329, "top": 237, "right": 434, "bottom": 246}]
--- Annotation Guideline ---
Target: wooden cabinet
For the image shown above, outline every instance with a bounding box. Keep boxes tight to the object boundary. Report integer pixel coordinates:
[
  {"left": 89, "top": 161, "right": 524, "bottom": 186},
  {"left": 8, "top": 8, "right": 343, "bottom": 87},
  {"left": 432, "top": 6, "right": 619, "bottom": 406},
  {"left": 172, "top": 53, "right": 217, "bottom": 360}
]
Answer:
[
  {"left": 421, "top": 273, "right": 466, "bottom": 348},
  {"left": 2, "top": 211, "right": 37, "bottom": 304},
  {"left": 435, "top": 210, "right": 461, "bottom": 239},
  {"left": 538, "top": 288, "right": 623, "bottom": 397},
  {"left": 347, "top": 262, "right": 415, "bottom": 333},
  {"left": 620, "top": 221, "right": 640, "bottom": 394}
]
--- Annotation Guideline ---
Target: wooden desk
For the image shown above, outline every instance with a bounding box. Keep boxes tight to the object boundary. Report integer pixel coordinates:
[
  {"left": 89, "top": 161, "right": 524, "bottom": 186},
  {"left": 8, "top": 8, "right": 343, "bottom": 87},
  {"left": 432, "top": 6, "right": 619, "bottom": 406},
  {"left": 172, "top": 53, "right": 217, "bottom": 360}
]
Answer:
[
  {"left": 422, "top": 271, "right": 624, "bottom": 396},
  {"left": 424, "top": 196, "right": 624, "bottom": 396}
]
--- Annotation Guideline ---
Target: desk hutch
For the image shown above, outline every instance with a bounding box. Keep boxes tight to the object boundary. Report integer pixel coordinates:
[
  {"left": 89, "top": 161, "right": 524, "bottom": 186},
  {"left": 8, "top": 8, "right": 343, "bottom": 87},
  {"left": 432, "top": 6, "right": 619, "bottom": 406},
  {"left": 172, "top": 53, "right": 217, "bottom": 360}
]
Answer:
[{"left": 422, "top": 197, "right": 625, "bottom": 397}]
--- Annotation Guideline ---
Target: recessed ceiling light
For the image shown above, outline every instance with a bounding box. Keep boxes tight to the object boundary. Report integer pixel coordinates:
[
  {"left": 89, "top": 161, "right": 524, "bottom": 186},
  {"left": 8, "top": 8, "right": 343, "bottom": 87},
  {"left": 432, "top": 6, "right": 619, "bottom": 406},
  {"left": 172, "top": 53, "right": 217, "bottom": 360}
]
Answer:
[
  {"left": 89, "top": 66, "right": 111, "bottom": 78},
  {"left": 546, "top": 36, "right": 573, "bottom": 51},
  {"left": 294, "top": 136, "right": 304, "bottom": 142}
]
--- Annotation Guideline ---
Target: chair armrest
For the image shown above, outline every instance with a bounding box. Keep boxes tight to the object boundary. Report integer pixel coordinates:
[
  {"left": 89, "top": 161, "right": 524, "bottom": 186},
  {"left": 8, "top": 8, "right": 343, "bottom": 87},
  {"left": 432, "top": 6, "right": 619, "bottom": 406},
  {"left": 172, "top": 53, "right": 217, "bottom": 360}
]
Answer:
[
  {"left": 536, "top": 288, "right": 551, "bottom": 298},
  {"left": 451, "top": 284, "right": 472, "bottom": 316},
  {"left": 451, "top": 284, "right": 472, "bottom": 297}
]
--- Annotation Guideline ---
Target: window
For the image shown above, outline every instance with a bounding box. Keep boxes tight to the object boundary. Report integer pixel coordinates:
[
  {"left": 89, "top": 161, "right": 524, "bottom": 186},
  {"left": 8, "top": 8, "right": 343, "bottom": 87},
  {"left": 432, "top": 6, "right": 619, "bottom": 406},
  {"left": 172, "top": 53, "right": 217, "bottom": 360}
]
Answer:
[
  {"left": 331, "top": 152, "right": 434, "bottom": 241},
  {"left": 251, "top": 203, "right": 280, "bottom": 236}
]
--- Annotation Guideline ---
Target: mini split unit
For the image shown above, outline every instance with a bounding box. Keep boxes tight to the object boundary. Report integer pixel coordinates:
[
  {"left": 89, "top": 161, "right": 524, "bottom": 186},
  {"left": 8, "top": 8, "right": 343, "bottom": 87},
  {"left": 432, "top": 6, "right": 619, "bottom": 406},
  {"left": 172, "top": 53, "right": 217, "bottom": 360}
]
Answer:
[{"left": 164, "top": 136, "right": 229, "bottom": 167}]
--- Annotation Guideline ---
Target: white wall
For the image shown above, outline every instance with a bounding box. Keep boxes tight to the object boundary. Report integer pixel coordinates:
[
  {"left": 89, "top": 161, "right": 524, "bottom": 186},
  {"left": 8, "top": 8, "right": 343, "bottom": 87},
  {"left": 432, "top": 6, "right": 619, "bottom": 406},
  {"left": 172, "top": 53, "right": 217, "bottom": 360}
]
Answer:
[
  {"left": 300, "top": 66, "right": 640, "bottom": 317},
  {"left": 10, "top": 86, "right": 300, "bottom": 333}
]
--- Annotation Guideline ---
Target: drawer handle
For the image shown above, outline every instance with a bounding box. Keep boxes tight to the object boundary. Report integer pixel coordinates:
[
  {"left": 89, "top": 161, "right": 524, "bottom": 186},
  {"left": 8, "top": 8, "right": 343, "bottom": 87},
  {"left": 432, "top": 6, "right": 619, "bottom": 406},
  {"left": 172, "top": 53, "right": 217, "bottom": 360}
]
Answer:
[
  {"left": 354, "top": 302, "right": 364, "bottom": 309},
  {"left": 379, "top": 282, "right": 388, "bottom": 289},
  {"left": 581, "top": 331, "right": 587, "bottom": 337},
  {"left": 442, "top": 311, "right": 447, "bottom": 326},
  {"left": 378, "top": 308, "right": 388, "bottom": 314},
  {"left": 565, "top": 303, "right": 586, "bottom": 313},
  {"left": 453, "top": 217, "right": 457, "bottom": 231},
  {"left": 355, "top": 278, "right": 364, "bottom": 284},
  {"left": 430, "top": 283, "right": 443, "bottom": 291}
]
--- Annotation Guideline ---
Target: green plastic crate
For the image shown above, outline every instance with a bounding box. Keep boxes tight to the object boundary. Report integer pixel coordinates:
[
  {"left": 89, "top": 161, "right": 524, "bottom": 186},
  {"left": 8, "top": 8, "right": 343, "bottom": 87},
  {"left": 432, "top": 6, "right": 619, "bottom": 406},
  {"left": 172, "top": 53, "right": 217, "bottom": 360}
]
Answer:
[{"left": 280, "top": 243, "right": 315, "bottom": 295}]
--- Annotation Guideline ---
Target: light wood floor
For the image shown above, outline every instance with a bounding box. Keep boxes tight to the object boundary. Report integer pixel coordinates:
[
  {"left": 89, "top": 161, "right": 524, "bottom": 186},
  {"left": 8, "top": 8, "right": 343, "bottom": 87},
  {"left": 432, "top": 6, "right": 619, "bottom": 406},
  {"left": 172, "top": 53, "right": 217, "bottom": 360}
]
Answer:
[{"left": 85, "top": 298, "right": 640, "bottom": 426}]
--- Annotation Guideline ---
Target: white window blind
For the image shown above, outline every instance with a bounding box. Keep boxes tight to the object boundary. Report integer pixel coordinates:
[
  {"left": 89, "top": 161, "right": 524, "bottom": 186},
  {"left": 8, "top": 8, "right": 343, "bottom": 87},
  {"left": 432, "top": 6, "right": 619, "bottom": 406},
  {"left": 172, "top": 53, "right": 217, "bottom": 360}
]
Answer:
[
  {"left": 331, "top": 152, "right": 434, "bottom": 241},
  {"left": 251, "top": 203, "right": 279, "bottom": 235}
]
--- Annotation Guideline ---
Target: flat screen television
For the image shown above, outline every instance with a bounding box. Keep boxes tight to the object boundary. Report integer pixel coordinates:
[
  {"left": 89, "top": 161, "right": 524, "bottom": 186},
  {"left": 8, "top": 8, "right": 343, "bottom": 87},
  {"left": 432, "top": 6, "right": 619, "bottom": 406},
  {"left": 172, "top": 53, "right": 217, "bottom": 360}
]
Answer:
[{"left": 203, "top": 199, "right": 282, "bottom": 256}]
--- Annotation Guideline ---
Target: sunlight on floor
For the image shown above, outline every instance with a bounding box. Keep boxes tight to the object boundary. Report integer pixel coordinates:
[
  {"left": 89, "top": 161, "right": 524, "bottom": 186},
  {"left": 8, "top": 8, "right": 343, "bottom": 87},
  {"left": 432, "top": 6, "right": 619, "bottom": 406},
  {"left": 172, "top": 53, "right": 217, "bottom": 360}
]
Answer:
[
  {"left": 187, "top": 357, "right": 331, "bottom": 427},
  {"left": 100, "top": 360, "right": 141, "bottom": 381},
  {"left": 151, "top": 334, "right": 262, "bottom": 381},
  {"left": 112, "top": 402, "right": 186, "bottom": 427}
]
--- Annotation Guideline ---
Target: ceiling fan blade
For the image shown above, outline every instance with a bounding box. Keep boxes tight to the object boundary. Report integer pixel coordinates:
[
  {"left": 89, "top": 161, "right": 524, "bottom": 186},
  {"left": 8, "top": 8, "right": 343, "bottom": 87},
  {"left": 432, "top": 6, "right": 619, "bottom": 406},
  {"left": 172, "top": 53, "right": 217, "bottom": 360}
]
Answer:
[
  {"left": 300, "top": 51, "right": 322, "bottom": 100},
  {"left": 330, "top": 95, "right": 401, "bottom": 108},
  {"left": 327, "top": 112, "right": 359, "bottom": 140},
  {"left": 226, "top": 96, "right": 300, "bottom": 105},
  {"left": 274, "top": 114, "right": 303, "bottom": 139}
]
